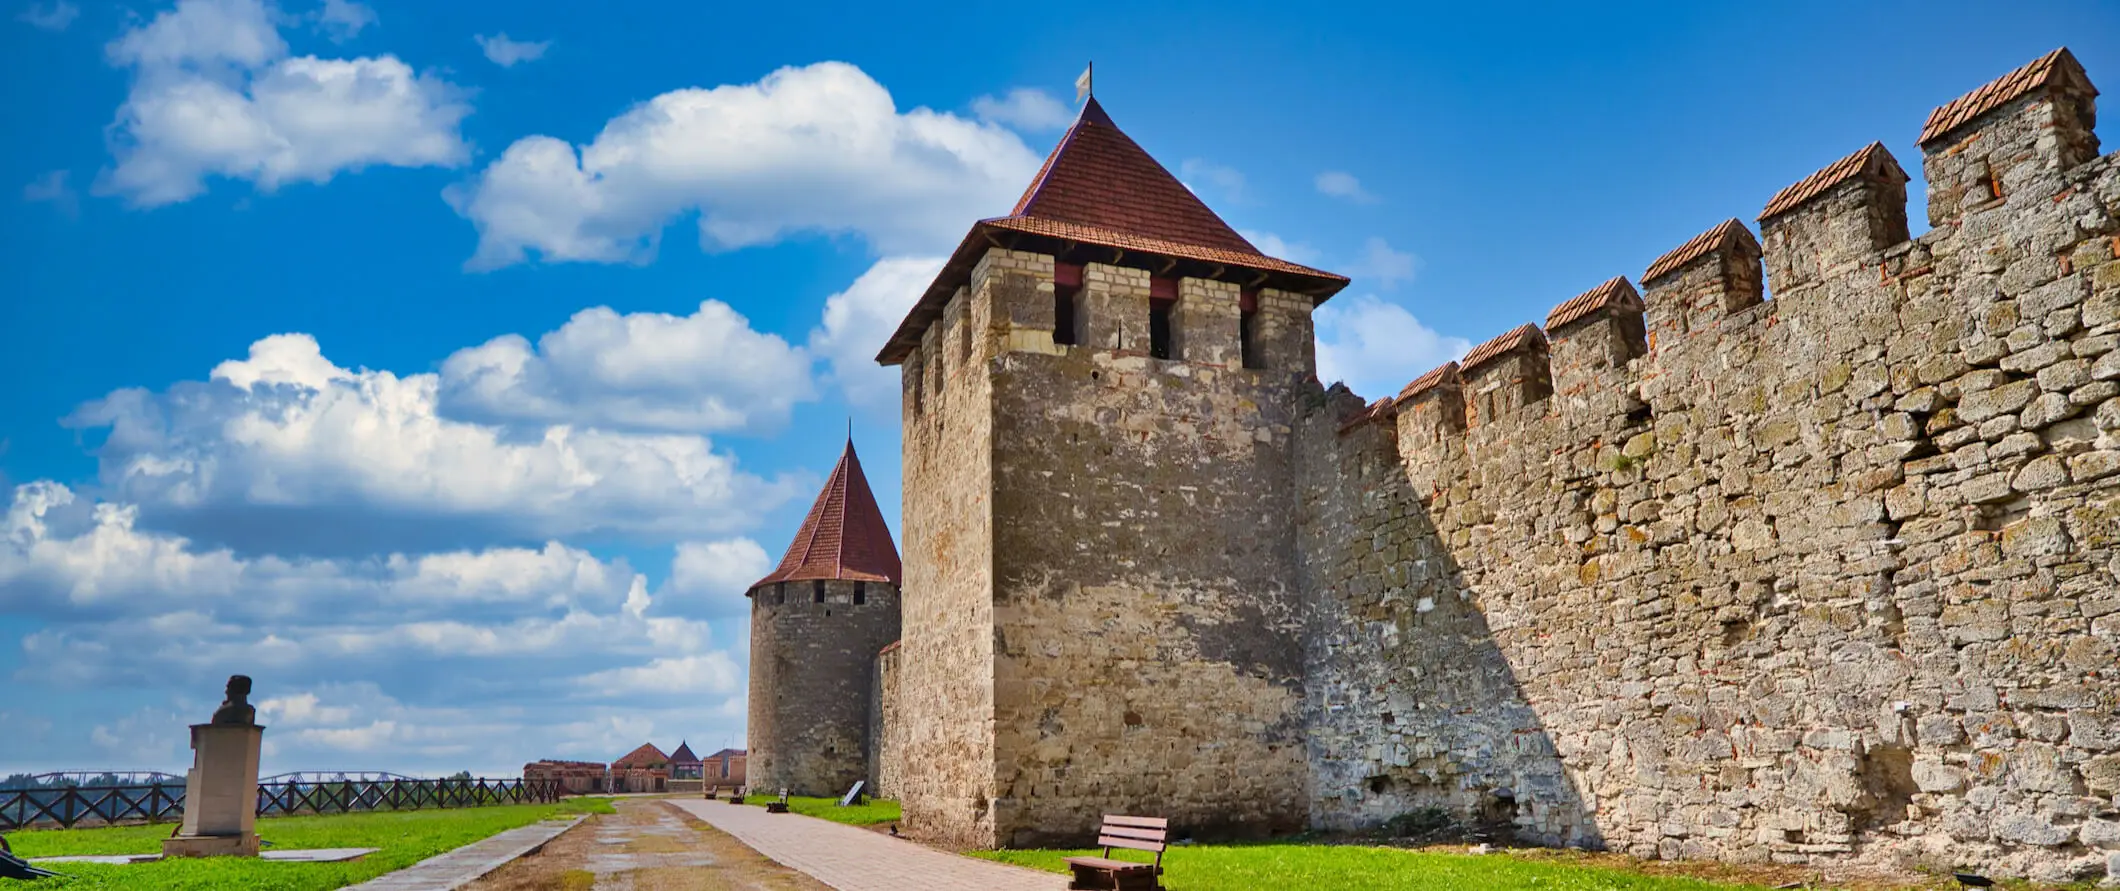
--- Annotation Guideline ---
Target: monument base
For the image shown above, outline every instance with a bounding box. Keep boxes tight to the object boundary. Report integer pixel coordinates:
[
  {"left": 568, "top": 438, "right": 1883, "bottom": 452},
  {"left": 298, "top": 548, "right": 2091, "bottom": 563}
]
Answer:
[{"left": 162, "top": 833, "right": 260, "bottom": 858}]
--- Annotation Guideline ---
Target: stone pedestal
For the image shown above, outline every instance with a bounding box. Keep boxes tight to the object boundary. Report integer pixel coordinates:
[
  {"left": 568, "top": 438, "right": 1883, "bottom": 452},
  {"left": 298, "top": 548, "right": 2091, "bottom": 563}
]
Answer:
[{"left": 163, "top": 723, "right": 264, "bottom": 858}]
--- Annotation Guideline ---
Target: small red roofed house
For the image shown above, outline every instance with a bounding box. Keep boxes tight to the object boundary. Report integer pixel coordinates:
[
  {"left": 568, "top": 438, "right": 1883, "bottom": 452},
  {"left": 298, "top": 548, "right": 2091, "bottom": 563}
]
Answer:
[{"left": 610, "top": 742, "right": 670, "bottom": 793}]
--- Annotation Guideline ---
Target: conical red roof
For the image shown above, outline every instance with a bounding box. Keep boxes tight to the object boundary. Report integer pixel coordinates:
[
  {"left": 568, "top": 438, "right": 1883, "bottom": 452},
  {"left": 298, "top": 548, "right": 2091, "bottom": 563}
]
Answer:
[
  {"left": 751, "top": 439, "right": 902, "bottom": 590},
  {"left": 878, "top": 97, "right": 1347, "bottom": 364}
]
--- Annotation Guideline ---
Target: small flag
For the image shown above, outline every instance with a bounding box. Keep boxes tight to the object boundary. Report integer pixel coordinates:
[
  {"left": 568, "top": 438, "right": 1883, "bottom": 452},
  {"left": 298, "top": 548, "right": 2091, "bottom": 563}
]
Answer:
[{"left": 1075, "top": 63, "right": 1093, "bottom": 103}]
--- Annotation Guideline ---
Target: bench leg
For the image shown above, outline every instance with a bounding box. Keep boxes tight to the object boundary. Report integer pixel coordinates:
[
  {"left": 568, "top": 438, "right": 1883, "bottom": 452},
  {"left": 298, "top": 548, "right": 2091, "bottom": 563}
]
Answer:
[{"left": 1067, "top": 866, "right": 1117, "bottom": 890}]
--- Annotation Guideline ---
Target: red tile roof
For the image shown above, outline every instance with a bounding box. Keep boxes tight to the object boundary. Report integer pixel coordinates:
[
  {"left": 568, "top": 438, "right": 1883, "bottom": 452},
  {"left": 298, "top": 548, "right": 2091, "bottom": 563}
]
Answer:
[
  {"left": 669, "top": 741, "right": 699, "bottom": 764},
  {"left": 878, "top": 99, "right": 1349, "bottom": 364},
  {"left": 1546, "top": 276, "right": 1644, "bottom": 331},
  {"left": 752, "top": 439, "right": 902, "bottom": 589},
  {"left": 1758, "top": 143, "right": 1908, "bottom": 221},
  {"left": 1399, "top": 362, "right": 1461, "bottom": 401},
  {"left": 1336, "top": 397, "right": 1399, "bottom": 434},
  {"left": 1011, "top": 99, "right": 1261, "bottom": 255},
  {"left": 1919, "top": 48, "right": 2094, "bottom": 146},
  {"left": 1459, "top": 324, "right": 1547, "bottom": 373},
  {"left": 1642, "top": 219, "right": 1759, "bottom": 284},
  {"left": 612, "top": 743, "right": 667, "bottom": 769}
]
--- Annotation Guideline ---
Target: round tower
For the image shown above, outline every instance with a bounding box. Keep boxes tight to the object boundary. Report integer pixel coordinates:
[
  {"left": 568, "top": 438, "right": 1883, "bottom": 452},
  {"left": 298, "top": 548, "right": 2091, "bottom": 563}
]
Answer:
[{"left": 746, "top": 437, "right": 903, "bottom": 797}]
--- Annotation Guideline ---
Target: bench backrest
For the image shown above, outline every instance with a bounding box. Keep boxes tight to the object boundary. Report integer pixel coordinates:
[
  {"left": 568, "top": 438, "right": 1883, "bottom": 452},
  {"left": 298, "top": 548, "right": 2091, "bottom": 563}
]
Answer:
[{"left": 1098, "top": 815, "right": 1168, "bottom": 854}]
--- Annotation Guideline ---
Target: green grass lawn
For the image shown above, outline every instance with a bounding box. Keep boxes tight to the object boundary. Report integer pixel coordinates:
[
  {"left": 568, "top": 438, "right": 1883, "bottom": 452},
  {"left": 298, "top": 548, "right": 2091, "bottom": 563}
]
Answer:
[
  {"left": 732, "top": 794, "right": 901, "bottom": 827},
  {"left": 974, "top": 843, "right": 1782, "bottom": 891},
  {"left": 5, "top": 797, "right": 614, "bottom": 890}
]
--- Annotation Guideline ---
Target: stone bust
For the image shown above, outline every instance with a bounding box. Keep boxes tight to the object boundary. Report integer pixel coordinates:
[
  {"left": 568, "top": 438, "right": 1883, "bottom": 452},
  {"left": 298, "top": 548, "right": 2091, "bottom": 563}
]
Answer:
[{"left": 210, "top": 675, "right": 256, "bottom": 726}]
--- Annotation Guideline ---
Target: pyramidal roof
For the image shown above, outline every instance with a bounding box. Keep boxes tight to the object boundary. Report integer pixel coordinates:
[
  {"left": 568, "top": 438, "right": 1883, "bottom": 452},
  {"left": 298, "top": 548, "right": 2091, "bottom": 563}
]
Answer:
[
  {"left": 751, "top": 438, "right": 902, "bottom": 590},
  {"left": 669, "top": 741, "right": 699, "bottom": 763},
  {"left": 878, "top": 96, "right": 1348, "bottom": 364},
  {"left": 612, "top": 743, "right": 667, "bottom": 769},
  {"left": 1007, "top": 98, "right": 1261, "bottom": 256}
]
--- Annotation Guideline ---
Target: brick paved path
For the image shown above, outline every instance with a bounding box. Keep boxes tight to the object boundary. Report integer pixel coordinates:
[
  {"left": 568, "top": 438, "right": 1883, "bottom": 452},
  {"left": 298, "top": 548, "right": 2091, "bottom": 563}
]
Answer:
[
  {"left": 345, "top": 816, "right": 584, "bottom": 890},
  {"left": 668, "top": 799, "right": 1068, "bottom": 891}
]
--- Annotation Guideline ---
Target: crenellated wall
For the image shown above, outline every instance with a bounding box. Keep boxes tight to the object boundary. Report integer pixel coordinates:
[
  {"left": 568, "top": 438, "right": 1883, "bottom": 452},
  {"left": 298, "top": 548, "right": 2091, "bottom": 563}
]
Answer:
[
  {"left": 872, "top": 46, "right": 2118, "bottom": 884},
  {"left": 1302, "top": 49, "right": 2120, "bottom": 882}
]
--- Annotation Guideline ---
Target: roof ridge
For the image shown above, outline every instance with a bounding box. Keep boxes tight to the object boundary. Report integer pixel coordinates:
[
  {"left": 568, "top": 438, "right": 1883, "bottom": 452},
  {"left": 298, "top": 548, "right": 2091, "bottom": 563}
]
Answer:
[
  {"left": 1919, "top": 47, "right": 2092, "bottom": 146},
  {"left": 1759, "top": 142, "right": 1908, "bottom": 221}
]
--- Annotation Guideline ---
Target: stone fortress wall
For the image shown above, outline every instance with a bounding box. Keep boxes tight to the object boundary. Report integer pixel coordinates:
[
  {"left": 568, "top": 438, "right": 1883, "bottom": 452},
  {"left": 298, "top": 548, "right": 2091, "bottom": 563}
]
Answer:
[
  {"left": 746, "top": 577, "right": 901, "bottom": 797},
  {"left": 1304, "top": 49, "right": 2119, "bottom": 882},
  {"left": 869, "top": 48, "right": 2120, "bottom": 882}
]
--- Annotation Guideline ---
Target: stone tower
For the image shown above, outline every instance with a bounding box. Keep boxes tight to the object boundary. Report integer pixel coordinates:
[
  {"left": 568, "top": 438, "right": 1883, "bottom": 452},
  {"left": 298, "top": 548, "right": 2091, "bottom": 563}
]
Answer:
[
  {"left": 746, "top": 438, "right": 903, "bottom": 796},
  {"left": 875, "top": 97, "right": 1350, "bottom": 847}
]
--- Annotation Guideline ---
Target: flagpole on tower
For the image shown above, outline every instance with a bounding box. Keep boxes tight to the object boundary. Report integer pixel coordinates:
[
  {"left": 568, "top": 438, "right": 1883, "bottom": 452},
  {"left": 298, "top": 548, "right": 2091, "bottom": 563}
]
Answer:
[{"left": 1076, "top": 62, "right": 1093, "bottom": 104}]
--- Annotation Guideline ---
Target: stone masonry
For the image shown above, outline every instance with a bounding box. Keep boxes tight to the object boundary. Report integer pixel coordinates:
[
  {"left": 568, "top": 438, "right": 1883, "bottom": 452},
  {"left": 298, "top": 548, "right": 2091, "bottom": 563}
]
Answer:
[{"left": 863, "top": 52, "right": 2120, "bottom": 882}]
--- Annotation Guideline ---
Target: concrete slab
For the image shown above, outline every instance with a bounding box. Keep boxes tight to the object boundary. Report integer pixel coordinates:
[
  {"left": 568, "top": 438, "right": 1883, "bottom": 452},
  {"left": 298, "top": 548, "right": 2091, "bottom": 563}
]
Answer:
[
  {"left": 667, "top": 800, "right": 1066, "bottom": 891},
  {"left": 343, "top": 816, "right": 583, "bottom": 890}
]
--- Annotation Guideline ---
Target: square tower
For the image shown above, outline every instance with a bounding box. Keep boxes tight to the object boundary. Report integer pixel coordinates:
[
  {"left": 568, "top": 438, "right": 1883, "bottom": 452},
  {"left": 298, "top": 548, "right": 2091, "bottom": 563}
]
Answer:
[{"left": 876, "top": 98, "right": 1349, "bottom": 848}]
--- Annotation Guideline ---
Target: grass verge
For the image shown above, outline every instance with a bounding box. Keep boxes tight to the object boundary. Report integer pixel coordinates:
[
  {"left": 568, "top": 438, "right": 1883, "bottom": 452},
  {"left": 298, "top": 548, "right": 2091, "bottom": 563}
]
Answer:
[
  {"left": 731, "top": 795, "right": 901, "bottom": 827},
  {"left": 973, "top": 842, "right": 1784, "bottom": 891},
  {"left": 6, "top": 797, "right": 614, "bottom": 890}
]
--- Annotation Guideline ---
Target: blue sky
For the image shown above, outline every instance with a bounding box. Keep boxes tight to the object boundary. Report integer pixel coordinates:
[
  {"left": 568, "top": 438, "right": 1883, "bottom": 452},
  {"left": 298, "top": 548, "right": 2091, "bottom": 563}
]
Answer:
[{"left": 1, "top": 0, "right": 2114, "bottom": 775}]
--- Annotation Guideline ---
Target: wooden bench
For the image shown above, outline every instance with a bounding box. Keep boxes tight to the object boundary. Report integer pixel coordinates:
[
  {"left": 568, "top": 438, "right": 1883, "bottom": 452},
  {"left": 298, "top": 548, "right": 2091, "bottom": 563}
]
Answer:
[
  {"left": 765, "top": 789, "right": 790, "bottom": 814},
  {"left": 1062, "top": 815, "right": 1167, "bottom": 890},
  {"left": 704, "top": 786, "right": 719, "bottom": 800}
]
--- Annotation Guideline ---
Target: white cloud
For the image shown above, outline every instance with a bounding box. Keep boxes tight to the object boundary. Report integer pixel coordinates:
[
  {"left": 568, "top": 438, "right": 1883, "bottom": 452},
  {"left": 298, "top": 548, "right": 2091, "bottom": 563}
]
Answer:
[
  {"left": 1348, "top": 236, "right": 1416, "bottom": 289},
  {"left": 1315, "top": 170, "right": 1377, "bottom": 203},
  {"left": 23, "top": 170, "right": 78, "bottom": 217},
  {"left": 1238, "top": 230, "right": 1319, "bottom": 266},
  {"left": 316, "top": 0, "right": 373, "bottom": 41},
  {"left": 1, "top": 483, "right": 746, "bottom": 773},
  {"left": 971, "top": 87, "right": 1070, "bottom": 131},
  {"left": 669, "top": 538, "right": 771, "bottom": 602},
  {"left": 809, "top": 256, "right": 945, "bottom": 409},
  {"left": 1179, "top": 159, "right": 1245, "bottom": 202},
  {"left": 438, "top": 300, "right": 813, "bottom": 435},
  {"left": 575, "top": 653, "right": 742, "bottom": 697},
  {"left": 62, "top": 333, "right": 800, "bottom": 553},
  {"left": 90, "top": 708, "right": 186, "bottom": 764},
  {"left": 1313, "top": 294, "right": 1470, "bottom": 402},
  {"left": 447, "top": 61, "right": 1041, "bottom": 269},
  {"left": 16, "top": 1, "right": 77, "bottom": 30},
  {"left": 99, "top": 0, "right": 470, "bottom": 208},
  {"left": 475, "top": 33, "right": 550, "bottom": 67}
]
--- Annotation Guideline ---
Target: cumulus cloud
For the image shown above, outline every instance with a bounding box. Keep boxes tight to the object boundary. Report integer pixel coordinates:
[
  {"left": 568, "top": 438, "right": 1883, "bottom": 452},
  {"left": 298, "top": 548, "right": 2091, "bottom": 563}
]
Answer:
[
  {"left": 664, "top": 538, "right": 772, "bottom": 617},
  {"left": 98, "top": 0, "right": 470, "bottom": 207},
  {"left": 971, "top": 87, "right": 1070, "bottom": 131},
  {"left": 316, "top": 0, "right": 373, "bottom": 41},
  {"left": 23, "top": 170, "right": 78, "bottom": 217},
  {"left": 62, "top": 333, "right": 800, "bottom": 555},
  {"left": 808, "top": 256, "right": 944, "bottom": 409},
  {"left": 1238, "top": 230, "right": 1320, "bottom": 266},
  {"left": 1314, "top": 170, "right": 1377, "bottom": 203},
  {"left": 16, "top": 1, "right": 77, "bottom": 30},
  {"left": 1178, "top": 159, "right": 1245, "bottom": 202},
  {"left": 438, "top": 300, "right": 813, "bottom": 435},
  {"left": 1, "top": 483, "right": 745, "bottom": 772},
  {"left": 1313, "top": 294, "right": 1470, "bottom": 402},
  {"left": 1348, "top": 236, "right": 1417, "bottom": 289},
  {"left": 475, "top": 33, "right": 550, "bottom": 67},
  {"left": 447, "top": 61, "right": 1041, "bottom": 269}
]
